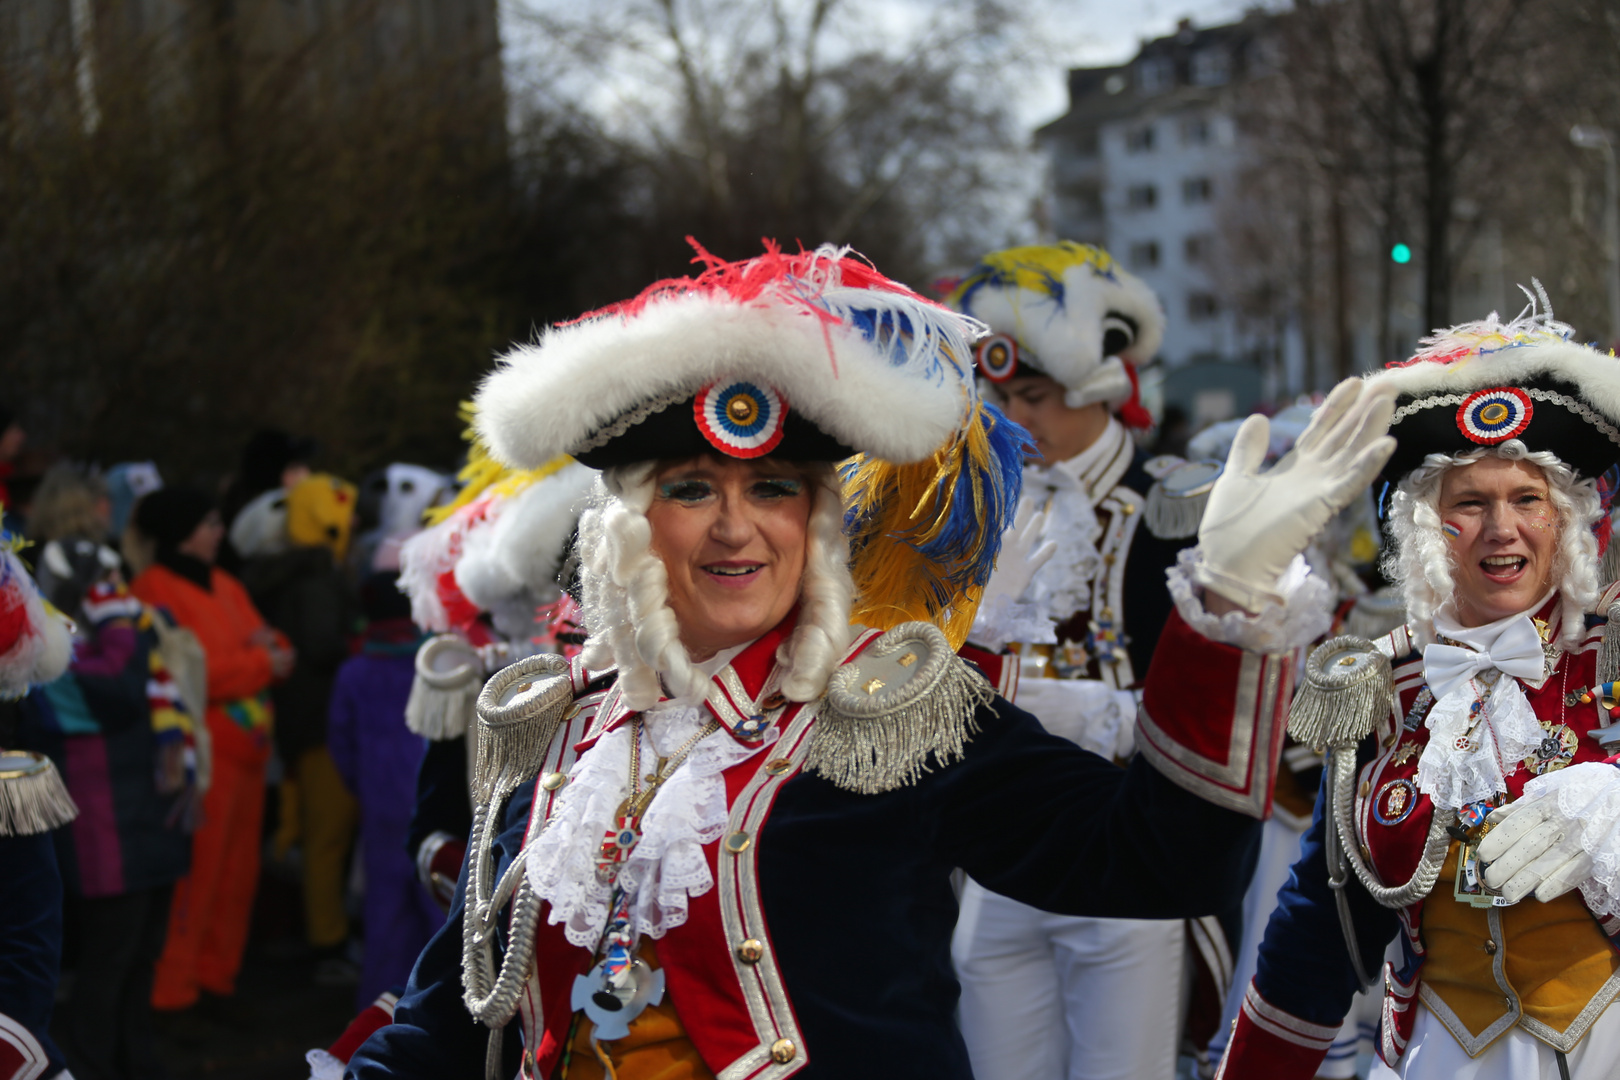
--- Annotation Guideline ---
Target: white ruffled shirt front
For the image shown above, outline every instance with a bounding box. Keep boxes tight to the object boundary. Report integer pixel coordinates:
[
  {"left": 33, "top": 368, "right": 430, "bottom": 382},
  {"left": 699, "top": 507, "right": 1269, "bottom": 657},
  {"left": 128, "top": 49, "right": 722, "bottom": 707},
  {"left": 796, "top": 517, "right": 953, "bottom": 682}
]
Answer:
[
  {"left": 523, "top": 647, "right": 774, "bottom": 949},
  {"left": 1415, "top": 600, "right": 1552, "bottom": 812}
]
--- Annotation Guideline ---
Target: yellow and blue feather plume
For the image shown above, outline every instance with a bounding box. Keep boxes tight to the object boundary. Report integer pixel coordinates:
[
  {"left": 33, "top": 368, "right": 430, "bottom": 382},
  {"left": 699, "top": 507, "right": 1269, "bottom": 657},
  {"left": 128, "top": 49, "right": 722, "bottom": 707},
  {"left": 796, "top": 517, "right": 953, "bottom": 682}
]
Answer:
[{"left": 843, "top": 399, "right": 1033, "bottom": 649}]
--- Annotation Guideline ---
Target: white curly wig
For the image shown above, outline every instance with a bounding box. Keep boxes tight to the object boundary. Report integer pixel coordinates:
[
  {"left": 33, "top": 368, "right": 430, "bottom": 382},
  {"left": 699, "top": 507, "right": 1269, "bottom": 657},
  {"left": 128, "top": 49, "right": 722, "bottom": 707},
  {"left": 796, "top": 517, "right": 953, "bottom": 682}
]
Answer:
[
  {"left": 574, "top": 463, "right": 856, "bottom": 711},
  {"left": 1382, "top": 439, "right": 1601, "bottom": 650}
]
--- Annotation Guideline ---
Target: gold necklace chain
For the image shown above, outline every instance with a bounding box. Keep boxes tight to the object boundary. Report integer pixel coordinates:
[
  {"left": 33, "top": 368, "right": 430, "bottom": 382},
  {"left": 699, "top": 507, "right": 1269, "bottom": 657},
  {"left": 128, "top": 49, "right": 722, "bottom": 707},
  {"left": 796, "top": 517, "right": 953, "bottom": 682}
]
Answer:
[{"left": 621, "top": 714, "right": 721, "bottom": 820}]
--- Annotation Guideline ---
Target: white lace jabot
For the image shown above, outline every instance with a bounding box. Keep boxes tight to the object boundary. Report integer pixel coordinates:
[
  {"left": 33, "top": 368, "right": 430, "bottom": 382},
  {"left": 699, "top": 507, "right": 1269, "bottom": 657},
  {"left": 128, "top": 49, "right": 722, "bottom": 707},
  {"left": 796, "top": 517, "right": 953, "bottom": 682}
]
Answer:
[
  {"left": 1415, "top": 596, "right": 1554, "bottom": 811},
  {"left": 523, "top": 648, "right": 774, "bottom": 948}
]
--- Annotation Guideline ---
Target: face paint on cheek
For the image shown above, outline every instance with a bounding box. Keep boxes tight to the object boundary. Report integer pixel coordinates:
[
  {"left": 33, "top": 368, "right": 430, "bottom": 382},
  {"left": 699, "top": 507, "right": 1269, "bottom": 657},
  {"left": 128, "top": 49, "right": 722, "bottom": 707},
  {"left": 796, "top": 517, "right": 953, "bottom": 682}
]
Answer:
[
  {"left": 1528, "top": 507, "right": 1554, "bottom": 531},
  {"left": 1442, "top": 521, "right": 1462, "bottom": 540}
]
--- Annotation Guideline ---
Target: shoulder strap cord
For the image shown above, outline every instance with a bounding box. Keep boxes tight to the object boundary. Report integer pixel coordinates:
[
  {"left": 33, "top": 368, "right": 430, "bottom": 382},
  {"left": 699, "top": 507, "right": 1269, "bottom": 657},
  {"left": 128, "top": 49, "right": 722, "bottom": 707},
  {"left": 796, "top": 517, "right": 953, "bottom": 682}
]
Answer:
[
  {"left": 1323, "top": 745, "right": 1375, "bottom": 991},
  {"left": 1329, "top": 746, "right": 1454, "bottom": 909}
]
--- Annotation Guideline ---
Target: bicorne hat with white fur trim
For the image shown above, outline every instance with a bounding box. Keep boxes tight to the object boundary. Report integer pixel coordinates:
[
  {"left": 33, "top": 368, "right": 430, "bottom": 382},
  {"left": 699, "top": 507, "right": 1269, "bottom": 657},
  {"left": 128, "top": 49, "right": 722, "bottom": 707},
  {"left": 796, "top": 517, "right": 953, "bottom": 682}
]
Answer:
[
  {"left": 474, "top": 241, "right": 987, "bottom": 470},
  {"left": 1366, "top": 297, "right": 1620, "bottom": 493},
  {"left": 947, "top": 241, "right": 1165, "bottom": 428},
  {"left": 472, "top": 239, "right": 1034, "bottom": 650}
]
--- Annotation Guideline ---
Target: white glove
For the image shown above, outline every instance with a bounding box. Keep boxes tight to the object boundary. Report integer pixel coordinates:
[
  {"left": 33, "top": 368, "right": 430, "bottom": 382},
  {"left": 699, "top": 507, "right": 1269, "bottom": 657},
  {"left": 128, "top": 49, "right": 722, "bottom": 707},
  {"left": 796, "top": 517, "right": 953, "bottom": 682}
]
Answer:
[
  {"left": 982, "top": 497, "right": 1058, "bottom": 607},
  {"left": 1478, "top": 794, "right": 1593, "bottom": 904},
  {"left": 969, "top": 497, "right": 1060, "bottom": 649},
  {"left": 1194, "top": 379, "right": 1396, "bottom": 611}
]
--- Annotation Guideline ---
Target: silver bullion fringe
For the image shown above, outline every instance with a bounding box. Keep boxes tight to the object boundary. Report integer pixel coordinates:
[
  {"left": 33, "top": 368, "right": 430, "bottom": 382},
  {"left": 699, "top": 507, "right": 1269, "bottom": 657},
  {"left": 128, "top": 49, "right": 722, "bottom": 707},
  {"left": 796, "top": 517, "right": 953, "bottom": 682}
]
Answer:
[
  {"left": 404, "top": 674, "right": 479, "bottom": 740},
  {"left": 1600, "top": 601, "right": 1620, "bottom": 686},
  {"left": 806, "top": 623, "right": 994, "bottom": 795},
  {"left": 1602, "top": 544, "right": 1620, "bottom": 594},
  {"left": 472, "top": 653, "right": 572, "bottom": 806},
  {"left": 1287, "top": 635, "right": 1393, "bottom": 754},
  {"left": 0, "top": 752, "right": 78, "bottom": 836},
  {"left": 1143, "top": 482, "right": 1208, "bottom": 540},
  {"left": 405, "top": 633, "right": 485, "bottom": 740},
  {"left": 461, "top": 652, "right": 572, "bottom": 1078}
]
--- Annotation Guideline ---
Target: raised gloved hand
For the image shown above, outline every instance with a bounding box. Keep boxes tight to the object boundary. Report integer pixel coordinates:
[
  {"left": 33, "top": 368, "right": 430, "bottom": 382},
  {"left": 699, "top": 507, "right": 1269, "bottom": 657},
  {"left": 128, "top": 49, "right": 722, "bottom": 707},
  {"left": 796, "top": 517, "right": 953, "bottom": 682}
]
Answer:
[
  {"left": 968, "top": 497, "right": 1060, "bottom": 650},
  {"left": 1194, "top": 378, "right": 1396, "bottom": 611},
  {"left": 981, "top": 497, "right": 1058, "bottom": 609},
  {"left": 1478, "top": 763, "right": 1620, "bottom": 904}
]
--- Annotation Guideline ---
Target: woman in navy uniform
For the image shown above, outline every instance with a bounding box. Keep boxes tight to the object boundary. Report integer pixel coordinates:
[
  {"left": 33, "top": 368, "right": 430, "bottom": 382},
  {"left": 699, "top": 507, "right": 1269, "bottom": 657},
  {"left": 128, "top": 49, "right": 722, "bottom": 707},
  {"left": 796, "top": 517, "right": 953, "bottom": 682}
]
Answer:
[
  {"left": 1219, "top": 303, "right": 1620, "bottom": 1078},
  {"left": 347, "top": 242, "right": 1394, "bottom": 1080}
]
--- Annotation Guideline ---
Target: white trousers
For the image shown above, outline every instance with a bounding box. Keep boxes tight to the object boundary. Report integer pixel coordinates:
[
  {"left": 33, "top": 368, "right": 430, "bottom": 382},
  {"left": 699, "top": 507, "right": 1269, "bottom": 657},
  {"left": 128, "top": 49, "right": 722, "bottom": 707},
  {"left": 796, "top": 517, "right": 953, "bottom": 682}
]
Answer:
[
  {"left": 1369, "top": 999, "right": 1620, "bottom": 1079},
  {"left": 952, "top": 878, "right": 1185, "bottom": 1080}
]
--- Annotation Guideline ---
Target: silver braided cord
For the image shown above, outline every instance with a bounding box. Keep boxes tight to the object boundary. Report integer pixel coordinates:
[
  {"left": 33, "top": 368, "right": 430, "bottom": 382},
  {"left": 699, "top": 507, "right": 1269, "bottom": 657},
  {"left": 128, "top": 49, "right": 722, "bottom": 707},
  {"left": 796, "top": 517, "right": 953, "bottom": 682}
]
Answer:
[
  {"left": 458, "top": 653, "right": 574, "bottom": 1080},
  {"left": 1331, "top": 747, "right": 1454, "bottom": 910}
]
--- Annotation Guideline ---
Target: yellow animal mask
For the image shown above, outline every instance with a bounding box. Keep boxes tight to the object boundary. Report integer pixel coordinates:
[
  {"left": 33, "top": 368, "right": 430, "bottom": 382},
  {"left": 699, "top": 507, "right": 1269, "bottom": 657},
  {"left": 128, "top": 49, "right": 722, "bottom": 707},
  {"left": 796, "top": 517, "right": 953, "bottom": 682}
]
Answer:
[{"left": 286, "top": 474, "right": 357, "bottom": 561}]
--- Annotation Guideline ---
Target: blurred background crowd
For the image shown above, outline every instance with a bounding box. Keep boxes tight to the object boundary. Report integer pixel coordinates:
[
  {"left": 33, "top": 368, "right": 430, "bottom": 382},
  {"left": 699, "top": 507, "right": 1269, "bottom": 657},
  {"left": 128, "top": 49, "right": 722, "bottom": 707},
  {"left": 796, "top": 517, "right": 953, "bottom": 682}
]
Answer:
[{"left": 0, "top": 422, "right": 486, "bottom": 1079}]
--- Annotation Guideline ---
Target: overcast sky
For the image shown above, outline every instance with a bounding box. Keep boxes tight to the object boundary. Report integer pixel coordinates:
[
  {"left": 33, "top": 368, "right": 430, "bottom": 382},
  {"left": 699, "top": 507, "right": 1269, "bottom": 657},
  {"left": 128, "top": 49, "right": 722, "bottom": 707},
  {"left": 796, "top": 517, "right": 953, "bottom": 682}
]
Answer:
[{"left": 1015, "top": 0, "right": 1277, "bottom": 127}]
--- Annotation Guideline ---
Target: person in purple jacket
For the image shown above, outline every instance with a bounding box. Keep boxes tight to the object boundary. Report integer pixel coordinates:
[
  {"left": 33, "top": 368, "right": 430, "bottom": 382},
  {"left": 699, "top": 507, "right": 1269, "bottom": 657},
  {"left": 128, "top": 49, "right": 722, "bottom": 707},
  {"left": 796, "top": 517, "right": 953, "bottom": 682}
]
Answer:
[{"left": 327, "top": 572, "right": 443, "bottom": 1009}]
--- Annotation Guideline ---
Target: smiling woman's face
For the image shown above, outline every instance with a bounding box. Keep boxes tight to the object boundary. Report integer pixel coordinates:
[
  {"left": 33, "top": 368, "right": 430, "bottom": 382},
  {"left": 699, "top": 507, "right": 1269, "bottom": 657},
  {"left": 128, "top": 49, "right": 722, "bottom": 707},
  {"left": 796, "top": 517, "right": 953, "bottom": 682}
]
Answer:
[
  {"left": 1438, "top": 456, "right": 1560, "bottom": 626},
  {"left": 644, "top": 454, "right": 812, "bottom": 661}
]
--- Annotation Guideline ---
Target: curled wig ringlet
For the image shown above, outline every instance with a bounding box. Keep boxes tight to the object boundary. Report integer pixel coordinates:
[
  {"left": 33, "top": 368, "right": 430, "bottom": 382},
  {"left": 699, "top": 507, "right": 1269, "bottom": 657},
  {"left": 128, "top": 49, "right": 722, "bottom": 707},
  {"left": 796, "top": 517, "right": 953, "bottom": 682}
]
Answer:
[
  {"left": 1382, "top": 439, "right": 1600, "bottom": 650},
  {"left": 576, "top": 463, "right": 856, "bottom": 711}
]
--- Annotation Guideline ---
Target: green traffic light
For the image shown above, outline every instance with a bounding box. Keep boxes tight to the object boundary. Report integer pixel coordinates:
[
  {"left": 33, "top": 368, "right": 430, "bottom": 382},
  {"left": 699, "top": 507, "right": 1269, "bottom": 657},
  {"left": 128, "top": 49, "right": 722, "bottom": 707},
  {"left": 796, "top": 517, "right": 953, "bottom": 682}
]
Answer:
[{"left": 1391, "top": 243, "right": 1412, "bottom": 264}]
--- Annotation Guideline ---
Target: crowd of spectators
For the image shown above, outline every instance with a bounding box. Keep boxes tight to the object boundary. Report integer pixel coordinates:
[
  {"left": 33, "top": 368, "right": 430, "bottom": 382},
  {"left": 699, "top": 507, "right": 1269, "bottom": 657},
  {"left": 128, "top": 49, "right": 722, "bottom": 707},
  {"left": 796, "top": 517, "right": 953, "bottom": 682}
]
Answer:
[{"left": 0, "top": 422, "right": 458, "bottom": 1080}]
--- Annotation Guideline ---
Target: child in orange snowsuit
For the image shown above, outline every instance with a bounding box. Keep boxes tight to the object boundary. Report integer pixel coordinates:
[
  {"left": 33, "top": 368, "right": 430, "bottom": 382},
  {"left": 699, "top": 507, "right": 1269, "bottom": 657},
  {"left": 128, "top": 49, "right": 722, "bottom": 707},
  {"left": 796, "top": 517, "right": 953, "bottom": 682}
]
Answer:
[{"left": 131, "top": 487, "right": 292, "bottom": 1012}]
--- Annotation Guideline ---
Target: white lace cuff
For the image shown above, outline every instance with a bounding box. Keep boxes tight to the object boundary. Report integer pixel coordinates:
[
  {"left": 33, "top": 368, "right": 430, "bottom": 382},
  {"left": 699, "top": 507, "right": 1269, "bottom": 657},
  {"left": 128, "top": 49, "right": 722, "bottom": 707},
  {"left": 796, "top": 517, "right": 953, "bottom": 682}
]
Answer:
[
  {"left": 1166, "top": 548, "right": 1332, "bottom": 654},
  {"left": 967, "top": 594, "right": 1057, "bottom": 652},
  {"left": 1521, "top": 761, "right": 1620, "bottom": 920}
]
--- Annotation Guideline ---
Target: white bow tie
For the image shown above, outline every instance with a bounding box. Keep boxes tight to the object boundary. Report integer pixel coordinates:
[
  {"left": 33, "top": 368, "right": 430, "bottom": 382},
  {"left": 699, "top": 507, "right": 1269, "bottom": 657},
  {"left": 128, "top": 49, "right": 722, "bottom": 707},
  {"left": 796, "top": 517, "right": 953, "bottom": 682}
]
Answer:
[{"left": 1422, "top": 616, "right": 1546, "bottom": 703}]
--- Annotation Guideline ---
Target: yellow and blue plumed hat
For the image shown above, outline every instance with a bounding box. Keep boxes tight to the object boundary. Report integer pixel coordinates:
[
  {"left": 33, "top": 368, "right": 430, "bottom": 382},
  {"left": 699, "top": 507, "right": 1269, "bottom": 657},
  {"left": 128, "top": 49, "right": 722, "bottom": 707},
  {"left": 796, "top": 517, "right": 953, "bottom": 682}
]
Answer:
[
  {"left": 949, "top": 241, "right": 1165, "bottom": 427},
  {"left": 472, "top": 239, "right": 1032, "bottom": 646}
]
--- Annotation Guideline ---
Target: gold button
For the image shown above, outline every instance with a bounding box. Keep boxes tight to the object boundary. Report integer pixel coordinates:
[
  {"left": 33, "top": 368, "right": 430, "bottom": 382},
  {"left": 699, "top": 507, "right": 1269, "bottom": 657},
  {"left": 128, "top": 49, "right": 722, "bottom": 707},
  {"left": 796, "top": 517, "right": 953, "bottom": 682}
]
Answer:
[
  {"left": 1120, "top": 503, "right": 1136, "bottom": 516},
  {"left": 863, "top": 677, "right": 885, "bottom": 695},
  {"left": 760, "top": 691, "right": 787, "bottom": 711},
  {"left": 765, "top": 758, "right": 793, "bottom": 775},
  {"left": 736, "top": 938, "right": 764, "bottom": 964},
  {"left": 1359, "top": 844, "right": 1372, "bottom": 864},
  {"left": 522, "top": 1049, "right": 535, "bottom": 1076},
  {"left": 1359, "top": 780, "right": 1371, "bottom": 798},
  {"left": 565, "top": 703, "right": 582, "bottom": 719},
  {"left": 769, "top": 1038, "right": 796, "bottom": 1064},
  {"left": 725, "top": 831, "right": 752, "bottom": 854},
  {"left": 541, "top": 772, "right": 569, "bottom": 791},
  {"left": 1484, "top": 939, "right": 1498, "bottom": 955}
]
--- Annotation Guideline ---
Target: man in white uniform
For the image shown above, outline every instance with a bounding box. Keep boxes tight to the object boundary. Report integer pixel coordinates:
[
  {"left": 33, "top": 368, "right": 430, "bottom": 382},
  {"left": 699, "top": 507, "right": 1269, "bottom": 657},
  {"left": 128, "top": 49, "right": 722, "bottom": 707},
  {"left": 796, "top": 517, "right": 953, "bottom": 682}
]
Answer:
[{"left": 951, "top": 242, "right": 1225, "bottom": 1080}]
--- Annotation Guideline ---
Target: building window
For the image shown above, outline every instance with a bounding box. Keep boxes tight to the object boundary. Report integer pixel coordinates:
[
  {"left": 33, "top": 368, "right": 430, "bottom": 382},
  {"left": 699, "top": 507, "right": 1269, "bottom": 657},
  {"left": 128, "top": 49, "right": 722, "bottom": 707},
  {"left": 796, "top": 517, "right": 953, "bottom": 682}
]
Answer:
[
  {"left": 1181, "top": 116, "right": 1210, "bottom": 145},
  {"left": 1130, "top": 241, "right": 1161, "bottom": 270},
  {"left": 1191, "top": 48, "right": 1230, "bottom": 86},
  {"left": 1188, "top": 292, "right": 1219, "bottom": 320},
  {"left": 1126, "top": 184, "right": 1158, "bottom": 210},
  {"left": 1182, "top": 176, "right": 1213, "bottom": 204},
  {"left": 1184, "top": 233, "right": 1213, "bottom": 263},
  {"left": 1137, "top": 56, "right": 1172, "bottom": 94},
  {"left": 1125, "top": 125, "right": 1156, "bottom": 152},
  {"left": 1059, "top": 179, "right": 1103, "bottom": 220}
]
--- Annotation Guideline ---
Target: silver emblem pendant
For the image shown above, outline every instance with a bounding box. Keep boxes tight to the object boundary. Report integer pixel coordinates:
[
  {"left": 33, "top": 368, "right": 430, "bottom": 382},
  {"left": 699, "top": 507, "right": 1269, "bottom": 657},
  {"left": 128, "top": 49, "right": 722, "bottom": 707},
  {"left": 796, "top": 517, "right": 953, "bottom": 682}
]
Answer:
[{"left": 570, "top": 958, "right": 666, "bottom": 1040}]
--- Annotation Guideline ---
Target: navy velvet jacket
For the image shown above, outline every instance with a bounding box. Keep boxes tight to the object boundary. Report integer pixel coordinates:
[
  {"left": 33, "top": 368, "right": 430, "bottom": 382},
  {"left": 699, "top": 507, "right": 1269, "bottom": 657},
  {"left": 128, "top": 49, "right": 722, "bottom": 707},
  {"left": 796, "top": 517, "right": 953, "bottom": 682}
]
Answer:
[{"left": 351, "top": 693, "right": 1261, "bottom": 1079}]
